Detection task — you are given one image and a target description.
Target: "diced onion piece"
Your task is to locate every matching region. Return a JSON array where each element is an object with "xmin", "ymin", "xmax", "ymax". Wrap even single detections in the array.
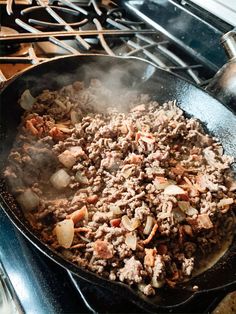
[
  {"xmin": 143, "ymin": 216, "xmax": 154, "ymax": 235},
  {"xmin": 151, "ymin": 277, "xmax": 164, "ymax": 288},
  {"xmin": 229, "ymin": 181, "xmax": 236, "ymax": 192},
  {"xmin": 58, "ymin": 150, "xmax": 76, "ymax": 168},
  {"xmin": 55, "ymin": 219, "xmax": 74, "ymax": 248},
  {"xmin": 203, "ymin": 148, "xmax": 216, "ymax": 166},
  {"xmin": 75, "ymin": 171, "xmax": 89, "ymax": 185},
  {"xmin": 125, "ymin": 233, "xmax": 137, "ymax": 250},
  {"xmin": 178, "ymin": 201, "xmax": 190, "ymax": 212},
  {"xmin": 17, "ymin": 189, "xmax": 39, "ymax": 211},
  {"xmin": 186, "ymin": 207, "xmax": 198, "ymax": 216},
  {"xmin": 136, "ymin": 121, "xmax": 143, "ymax": 131},
  {"xmin": 50, "ymin": 169, "xmax": 71, "ymax": 189},
  {"xmin": 217, "ymin": 198, "xmax": 234, "ymax": 208},
  {"xmin": 164, "ymin": 184, "xmax": 186, "ymax": 195},
  {"xmin": 121, "ymin": 215, "xmax": 140, "ymax": 231},
  {"xmin": 19, "ymin": 89, "xmax": 36, "ymax": 111},
  {"xmin": 173, "ymin": 208, "xmax": 186, "ymax": 222},
  {"xmin": 74, "ymin": 123, "xmax": 82, "ymax": 130},
  {"xmin": 154, "ymin": 181, "xmax": 171, "ymax": 190},
  {"xmin": 121, "ymin": 216, "xmax": 131, "ymax": 230},
  {"xmin": 131, "ymin": 218, "xmax": 141, "ymax": 230},
  {"xmin": 141, "ymin": 136, "xmax": 155, "ymax": 144},
  {"xmin": 122, "ymin": 167, "xmax": 133, "ymax": 179},
  {"xmin": 109, "ymin": 204, "xmax": 121, "ymax": 215}
]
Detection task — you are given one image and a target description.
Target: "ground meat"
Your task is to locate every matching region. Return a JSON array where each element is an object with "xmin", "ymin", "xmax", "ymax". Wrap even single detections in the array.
[
  {"xmin": 4, "ymin": 79, "xmax": 236, "ymax": 297},
  {"xmin": 119, "ymin": 257, "xmax": 143, "ymax": 284},
  {"xmin": 151, "ymin": 255, "xmax": 165, "ymax": 287}
]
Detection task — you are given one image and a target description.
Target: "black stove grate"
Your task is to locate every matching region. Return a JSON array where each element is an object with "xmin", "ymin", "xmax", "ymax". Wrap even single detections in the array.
[{"xmin": 0, "ymin": 0, "xmax": 211, "ymax": 84}]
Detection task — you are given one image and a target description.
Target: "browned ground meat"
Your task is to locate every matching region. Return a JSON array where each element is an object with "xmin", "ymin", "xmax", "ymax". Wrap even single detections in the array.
[{"xmin": 4, "ymin": 79, "xmax": 236, "ymax": 296}]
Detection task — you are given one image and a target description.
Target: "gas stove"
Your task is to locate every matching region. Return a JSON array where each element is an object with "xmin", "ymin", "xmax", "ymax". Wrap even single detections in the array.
[
  {"xmin": 0, "ymin": 1, "xmax": 235, "ymax": 313},
  {"xmin": 2, "ymin": 0, "xmax": 232, "ymax": 83}
]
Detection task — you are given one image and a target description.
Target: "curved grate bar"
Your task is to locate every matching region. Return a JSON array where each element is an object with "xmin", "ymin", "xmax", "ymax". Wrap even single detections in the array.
[
  {"xmin": 126, "ymin": 42, "xmax": 159, "ymax": 55},
  {"xmin": 28, "ymin": 47, "xmax": 40, "ymax": 64},
  {"xmin": 0, "ymin": 70, "xmax": 7, "ymax": 83},
  {"xmin": 36, "ymin": 0, "xmax": 90, "ymax": 50},
  {"xmin": 106, "ymin": 17, "xmax": 130, "ymax": 30},
  {"xmin": 58, "ymin": 0, "xmax": 88, "ymax": 16},
  {"xmin": 21, "ymin": 5, "xmax": 81, "ymax": 16},
  {"xmin": 28, "ymin": 18, "xmax": 88, "ymax": 28},
  {"xmin": 15, "ymin": 18, "xmax": 79, "ymax": 54},
  {"xmin": 136, "ymin": 34, "xmax": 202, "ymax": 84},
  {"xmin": 93, "ymin": 18, "xmax": 116, "ymax": 56},
  {"xmin": 127, "ymin": 40, "xmax": 166, "ymax": 68},
  {"xmin": 90, "ymin": 0, "xmax": 102, "ymax": 17},
  {"xmin": 1, "ymin": 0, "xmax": 204, "ymax": 85},
  {"xmin": 107, "ymin": 16, "xmax": 202, "ymax": 83}
]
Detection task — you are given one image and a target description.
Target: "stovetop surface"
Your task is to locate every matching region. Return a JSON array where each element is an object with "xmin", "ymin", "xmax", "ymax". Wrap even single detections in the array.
[{"xmin": 1, "ymin": 0, "xmax": 229, "ymax": 83}]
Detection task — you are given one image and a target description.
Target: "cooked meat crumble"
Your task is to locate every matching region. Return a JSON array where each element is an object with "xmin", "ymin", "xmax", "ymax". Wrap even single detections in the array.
[{"xmin": 4, "ymin": 79, "xmax": 236, "ymax": 296}]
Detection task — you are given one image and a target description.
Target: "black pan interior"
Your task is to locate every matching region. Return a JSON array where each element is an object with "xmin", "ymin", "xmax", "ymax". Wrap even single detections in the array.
[{"xmin": 0, "ymin": 55, "xmax": 236, "ymax": 312}]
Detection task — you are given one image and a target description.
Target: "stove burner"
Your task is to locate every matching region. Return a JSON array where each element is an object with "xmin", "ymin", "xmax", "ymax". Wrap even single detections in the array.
[
  {"xmin": 0, "ymin": 26, "xmax": 33, "ymax": 80},
  {"xmin": 21, "ymin": 6, "xmax": 88, "ymax": 28},
  {"xmin": 0, "ymin": 27, "xmax": 20, "ymax": 55},
  {"xmin": 0, "ymin": 26, "xmax": 31, "ymax": 56},
  {"xmin": 0, "ymin": 0, "xmax": 214, "ymax": 85}
]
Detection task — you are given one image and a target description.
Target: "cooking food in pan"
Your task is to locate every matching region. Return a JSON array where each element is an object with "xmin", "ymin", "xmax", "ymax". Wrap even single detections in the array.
[{"xmin": 4, "ymin": 78, "xmax": 236, "ymax": 296}]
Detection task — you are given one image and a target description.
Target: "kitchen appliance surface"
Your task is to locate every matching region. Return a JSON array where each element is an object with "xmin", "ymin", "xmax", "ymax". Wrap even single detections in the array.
[
  {"xmin": 188, "ymin": 0, "xmax": 236, "ymax": 27},
  {"xmin": 0, "ymin": 1, "xmax": 235, "ymax": 313}
]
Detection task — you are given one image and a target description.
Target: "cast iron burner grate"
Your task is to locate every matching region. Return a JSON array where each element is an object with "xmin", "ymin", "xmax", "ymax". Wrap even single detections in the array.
[{"xmin": 0, "ymin": 0, "xmax": 211, "ymax": 84}]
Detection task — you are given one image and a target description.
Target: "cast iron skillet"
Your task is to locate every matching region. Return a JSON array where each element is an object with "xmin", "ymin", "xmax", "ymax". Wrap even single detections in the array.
[{"xmin": 0, "ymin": 55, "xmax": 236, "ymax": 313}]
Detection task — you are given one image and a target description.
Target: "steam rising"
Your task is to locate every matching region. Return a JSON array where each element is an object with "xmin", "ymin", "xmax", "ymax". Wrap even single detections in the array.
[
  {"xmin": 4, "ymin": 57, "xmax": 156, "ymax": 207},
  {"xmin": 22, "ymin": 57, "xmax": 156, "ymax": 114}
]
